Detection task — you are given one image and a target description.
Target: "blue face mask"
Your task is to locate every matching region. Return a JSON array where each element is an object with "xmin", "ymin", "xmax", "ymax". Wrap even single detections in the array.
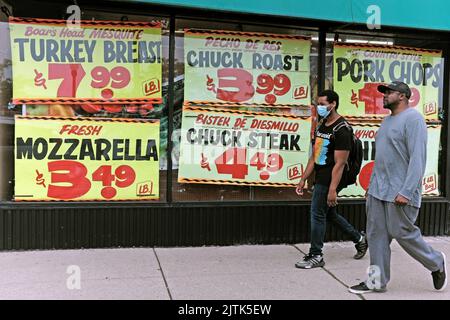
[{"xmin": 317, "ymin": 105, "xmax": 331, "ymax": 118}]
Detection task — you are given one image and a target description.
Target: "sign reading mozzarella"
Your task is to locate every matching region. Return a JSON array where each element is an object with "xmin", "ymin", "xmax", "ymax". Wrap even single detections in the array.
[{"xmin": 15, "ymin": 116, "xmax": 160, "ymax": 201}]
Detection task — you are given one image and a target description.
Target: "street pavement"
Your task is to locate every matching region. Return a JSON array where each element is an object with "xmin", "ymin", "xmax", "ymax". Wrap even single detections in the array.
[{"xmin": 0, "ymin": 236, "xmax": 449, "ymax": 300}]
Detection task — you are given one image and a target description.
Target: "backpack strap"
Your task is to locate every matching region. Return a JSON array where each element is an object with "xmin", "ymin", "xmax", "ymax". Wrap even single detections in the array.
[
  {"xmin": 331, "ymin": 120, "xmax": 353, "ymax": 170},
  {"xmin": 332, "ymin": 120, "xmax": 352, "ymax": 135}
]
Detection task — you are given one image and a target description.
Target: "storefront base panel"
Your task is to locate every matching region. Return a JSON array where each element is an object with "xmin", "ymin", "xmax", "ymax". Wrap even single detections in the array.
[{"xmin": 0, "ymin": 201, "xmax": 448, "ymax": 250}]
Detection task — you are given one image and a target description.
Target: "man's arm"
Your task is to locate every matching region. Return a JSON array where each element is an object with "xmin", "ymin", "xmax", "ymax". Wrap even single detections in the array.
[
  {"xmin": 396, "ymin": 118, "xmax": 427, "ymax": 205},
  {"xmin": 327, "ymin": 150, "xmax": 349, "ymax": 206},
  {"xmin": 296, "ymin": 154, "xmax": 315, "ymax": 195}
]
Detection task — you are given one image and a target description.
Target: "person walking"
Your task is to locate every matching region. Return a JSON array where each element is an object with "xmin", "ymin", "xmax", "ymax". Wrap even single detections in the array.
[
  {"xmin": 349, "ymin": 81, "xmax": 447, "ymax": 294},
  {"xmin": 295, "ymin": 90, "xmax": 367, "ymax": 269}
]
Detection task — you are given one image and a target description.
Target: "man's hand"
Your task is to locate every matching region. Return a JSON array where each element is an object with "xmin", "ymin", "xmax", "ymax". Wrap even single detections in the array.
[
  {"xmin": 327, "ymin": 189, "xmax": 338, "ymax": 207},
  {"xmin": 394, "ymin": 194, "xmax": 409, "ymax": 206},
  {"xmin": 296, "ymin": 180, "xmax": 306, "ymax": 196}
]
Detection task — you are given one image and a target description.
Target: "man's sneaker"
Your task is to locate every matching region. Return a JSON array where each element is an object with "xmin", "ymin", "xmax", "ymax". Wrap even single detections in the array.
[
  {"xmin": 348, "ymin": 282, "xmax": 387, "ymax": 294},
  {"xmin": 432, "ymin": 252, "xmax": 447, "ymax": 291},
  {"xmin": 295, "ymin": 253, "xmax": 325, "ymax": 269},
  {"xmin": 354, "ymin": 232, "xmax": 368, "ymax": 260}
]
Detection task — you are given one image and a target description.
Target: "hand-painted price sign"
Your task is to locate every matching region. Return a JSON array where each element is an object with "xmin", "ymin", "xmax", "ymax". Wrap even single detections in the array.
[
  {"xmin": 333, "ymin": 43, "xmax": 443, "ymax": 119},
  {"xmin": 15, "ymin": 116, "xmax": 160, "ymax": 201},
  {"xmin": 338, "ymin": 122, "xmax": 441, "ymax": 198},
  {"xmin": 178, "ymin": 106, "xmax": 311, "ymax": 187},
  {"xmin": 10, "ymin": 17, "xmax": 162, "ymax": 104},
  {"xmin": 184, "ymin": 29, "xmax": 311, "ymax": 106}
]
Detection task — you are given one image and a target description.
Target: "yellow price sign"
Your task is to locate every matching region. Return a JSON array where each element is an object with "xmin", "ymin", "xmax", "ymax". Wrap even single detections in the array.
[{"xmin": 10, "ymin": 17, "xmax": 162, "ymax": 104}]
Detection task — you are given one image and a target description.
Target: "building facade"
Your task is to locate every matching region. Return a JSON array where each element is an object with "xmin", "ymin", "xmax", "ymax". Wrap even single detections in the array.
[{"xmin": 0, "ymin": 0, "xmax": 448, "ymax": 250}]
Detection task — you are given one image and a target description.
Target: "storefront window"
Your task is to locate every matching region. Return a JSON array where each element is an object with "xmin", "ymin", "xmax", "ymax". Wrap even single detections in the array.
[
  {"xmin": 1, "ymin": 3, "xmax": 170, "ymax": 202},
  {"xmin": 172, "ymin": 18, "xmax": 318, "ymax": 202},
  {"xmin": 1, "ymin": 1, "xmax": 446, "ymax": 205},
  {"xmin": 326, "ymin": 31, "xmax": 445, "ymax": 198}
]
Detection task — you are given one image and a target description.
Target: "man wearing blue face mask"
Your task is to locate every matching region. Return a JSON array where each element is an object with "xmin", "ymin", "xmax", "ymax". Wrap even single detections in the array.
[{"xmin": 295, "ymin": 90, "xmax": 367, "ymax": 269}]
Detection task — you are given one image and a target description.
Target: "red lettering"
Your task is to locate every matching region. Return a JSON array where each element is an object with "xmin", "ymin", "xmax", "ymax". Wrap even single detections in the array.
[
  {"xmin": 216, "ymin": 68, "xmax": 254, "ymax": 103},
  {"xmin": 139, "ymin": 185, "xmax": 149, "ymax": 194},
  {"xmin": 47, "ymin": 160, "xmax": 91, "ymax": 199},
  {"xmin": 91, "ymin": 126, "xmax": 102, "ymax": 135},
  {"xmin": 196, "ymin": 114, "xmax": 205, "ymax": 124},
  {"xmin": 78, "ymin": 126, "xmax": 87, "ymax": 135},
  {"xmin": 59, "ymin": 125, "xmax": 71, "ymax": 135},
  {"xmin": 59, "ymin": 125, "xmax": 103, "ymax": 136},
  {"xmin": 68, "ymin": 125, "xmax": 80, "ymax": 135}
]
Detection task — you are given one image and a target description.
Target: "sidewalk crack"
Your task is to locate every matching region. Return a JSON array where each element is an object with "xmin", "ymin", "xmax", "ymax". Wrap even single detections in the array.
[{"xmin": 153, "ymin": 248, "xmax": 173, "ymax": 300}]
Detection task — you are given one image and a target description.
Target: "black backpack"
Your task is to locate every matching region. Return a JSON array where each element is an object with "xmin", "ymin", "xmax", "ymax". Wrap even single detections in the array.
[{"xmin": 332, "ymin": 121, "xmax": 363, "ymax": 188}]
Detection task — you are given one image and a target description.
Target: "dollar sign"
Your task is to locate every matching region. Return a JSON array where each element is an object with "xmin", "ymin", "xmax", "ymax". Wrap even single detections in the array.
[
  {"xmin": 34, "ymin": 69, "xmax": 47, "ymax": 89},
  {"xmin": 35, "ymin": 169, "xmax": 46, "ymax": 188}
]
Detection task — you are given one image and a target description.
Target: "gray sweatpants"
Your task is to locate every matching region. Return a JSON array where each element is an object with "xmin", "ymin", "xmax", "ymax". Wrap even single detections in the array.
[{"xmin": 366, "ymin": 195, "xmax": 444, "ymax": 288}]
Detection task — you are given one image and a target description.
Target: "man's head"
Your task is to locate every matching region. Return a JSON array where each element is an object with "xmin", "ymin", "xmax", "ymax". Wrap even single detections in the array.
[
  {"xmin": 377, "ymin": 81, "xmax": 411, "ymax": 110},
  {"xmin": 317, "ymin": 90, "xmax": 339, "ymax": 114}
]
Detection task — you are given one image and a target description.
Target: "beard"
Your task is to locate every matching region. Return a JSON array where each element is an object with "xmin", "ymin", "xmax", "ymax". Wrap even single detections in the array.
[
  {"xmin": 383, "ymin": 103, "xmax": 393, "ymax": 110},
  {"xmin": 383, "ymin": 100, "xmax": 397, "ymax": 110}
]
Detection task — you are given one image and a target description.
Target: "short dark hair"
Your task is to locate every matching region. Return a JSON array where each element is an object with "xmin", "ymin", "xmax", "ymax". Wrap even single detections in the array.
[{"xmin": 318, "ymin": 90, "xmax": 339, "ymax": 110}]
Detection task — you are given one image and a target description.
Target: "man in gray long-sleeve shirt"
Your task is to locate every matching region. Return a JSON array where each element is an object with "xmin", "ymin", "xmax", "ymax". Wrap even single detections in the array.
[{"xmin": 349, "ymin": 81, "xmax": 447, "ymax": 294}]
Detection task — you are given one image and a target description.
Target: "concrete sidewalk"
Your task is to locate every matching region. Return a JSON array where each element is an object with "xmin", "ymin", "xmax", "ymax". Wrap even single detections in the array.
[{"xmin": 0, "ymin": 236, "xmax": 450, "ymax": 300}]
